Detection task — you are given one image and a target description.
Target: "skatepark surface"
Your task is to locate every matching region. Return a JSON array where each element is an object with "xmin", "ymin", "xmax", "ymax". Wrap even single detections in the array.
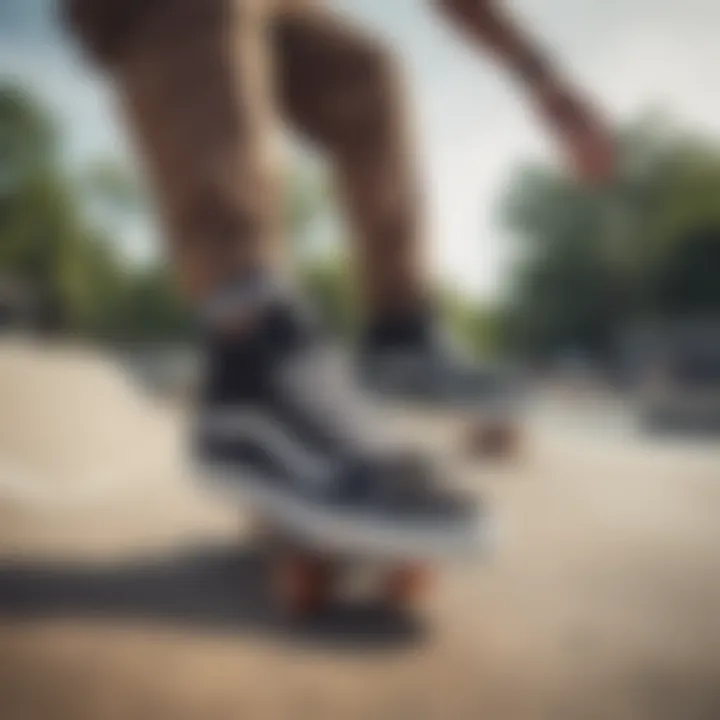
[{"xmin": 0, "ymin": 340, "xmax": 719, "ymax": 720}]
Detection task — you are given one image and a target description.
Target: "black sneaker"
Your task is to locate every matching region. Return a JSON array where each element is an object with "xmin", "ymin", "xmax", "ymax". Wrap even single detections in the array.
[
  {"xmin": 359, "ymin": 308, "xmax": 519, "ymax": 414},
  {"xmin": 194, "ymin": 300, "xmax": 487, "ymax": 559}
]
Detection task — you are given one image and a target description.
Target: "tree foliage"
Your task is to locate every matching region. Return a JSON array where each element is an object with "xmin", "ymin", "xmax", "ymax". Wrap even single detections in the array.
[
  {"xmin": 499, "ymin": 119, "xmax": 720, "ymax": 363},
  {"xmin": 0, "ymin": 83, "xmax": 191, "ymax": 339}
]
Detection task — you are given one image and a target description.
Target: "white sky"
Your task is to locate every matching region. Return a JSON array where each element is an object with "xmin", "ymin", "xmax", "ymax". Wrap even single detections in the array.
[{"xmin": 2, "ymin": 0, "xmax": 720, "ymax": 299}]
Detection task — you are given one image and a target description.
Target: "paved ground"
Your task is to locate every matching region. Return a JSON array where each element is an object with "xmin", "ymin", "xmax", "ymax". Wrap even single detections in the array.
[{"xmin": 0, "ymin": 342, "xmax": 719, "ymax": 720}]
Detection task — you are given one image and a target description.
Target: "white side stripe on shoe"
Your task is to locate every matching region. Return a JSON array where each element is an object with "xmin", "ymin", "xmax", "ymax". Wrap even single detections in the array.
[
  {"xmin": 200, "ymin": 410, "xmax": 337, "ymax": 492},
  {"xmin": 277, "ymin": 349, "xmax": 392, "ymax": 456}
]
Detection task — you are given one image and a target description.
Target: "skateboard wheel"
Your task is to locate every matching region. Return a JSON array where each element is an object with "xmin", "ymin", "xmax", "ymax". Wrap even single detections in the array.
[
  {"xmin": 272, "ymin": 555, "xmax": 334, "ymax": 619},
  {"xmin": 466, "ymin": 422, "xmax": 519, "ymax": 459},
  {"xmin": 384, "ymin": 564, "xmax": 430, "ymax": 608}
]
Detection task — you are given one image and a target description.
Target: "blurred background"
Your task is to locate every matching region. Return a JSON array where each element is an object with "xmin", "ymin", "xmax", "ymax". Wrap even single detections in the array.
[
  {"xmin": 2, "ymin": 1, "xmax": 720, "ymax": 383},
  {"xmin": 0, "ymin": 1, "xmax": 719, "ymax": 719}
]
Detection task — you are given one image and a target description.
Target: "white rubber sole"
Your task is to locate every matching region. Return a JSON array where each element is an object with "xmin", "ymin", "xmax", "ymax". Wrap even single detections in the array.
[{"xmin": 198, "ymin": 462, "xmax": 493, "ymax": 562}]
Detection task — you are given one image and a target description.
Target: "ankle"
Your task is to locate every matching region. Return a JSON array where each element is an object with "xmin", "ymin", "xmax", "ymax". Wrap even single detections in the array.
[
  {"xmin": 362, "ymin": 304, "xmax": 436, "ymax": 352},
  {"xmin": 200, "ymin": 277, "xmax": 319, "ymax": 405}
]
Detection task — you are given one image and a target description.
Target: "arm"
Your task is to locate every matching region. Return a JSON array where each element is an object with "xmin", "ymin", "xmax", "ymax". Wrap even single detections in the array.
[
  {"xmin": 435, "ymin": 0, "xmax": 615, "ymax": 185},
  {"xmin": 435, "ymin": 0, "xmax": 555, "ymax": 84}
]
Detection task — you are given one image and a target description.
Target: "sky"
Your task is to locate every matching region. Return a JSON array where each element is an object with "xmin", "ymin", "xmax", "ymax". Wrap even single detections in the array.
[{"xmin": 2, "ymin": 0, "xmax": 720, "ymax": 299}]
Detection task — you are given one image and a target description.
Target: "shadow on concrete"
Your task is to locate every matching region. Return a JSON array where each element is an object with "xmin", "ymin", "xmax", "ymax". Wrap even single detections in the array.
[{"xmin": 0, "ymin": 544, "xmax": 425, "ymax": 652}]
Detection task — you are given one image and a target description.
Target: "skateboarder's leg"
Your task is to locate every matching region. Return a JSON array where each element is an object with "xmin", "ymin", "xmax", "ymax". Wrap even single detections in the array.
[
  {"xmin": 275, "ymin": 8, "xmax": 429, "ymax": 319},
  {"xmin": 63, "ymin": 0, "xmax": 483, "ymax": 553},
  {"xmin": 275, "ymin": 8, "xmax": 513, "ymax": 407},
  {"xmin": 64, "ymin": 0, "xmax": 283, "ymax": 300}
]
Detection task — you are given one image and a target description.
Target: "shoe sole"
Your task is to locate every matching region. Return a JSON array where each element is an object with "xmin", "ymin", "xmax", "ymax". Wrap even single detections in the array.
[{"xmin": 197, "ymin": 461, "xmax": 494, "ymax": 562}]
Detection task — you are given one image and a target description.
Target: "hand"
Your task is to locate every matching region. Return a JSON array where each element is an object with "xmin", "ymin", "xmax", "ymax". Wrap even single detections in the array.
[{"xmin": 533, "ymin": 80, "xmax": 616, "ymax": 186}]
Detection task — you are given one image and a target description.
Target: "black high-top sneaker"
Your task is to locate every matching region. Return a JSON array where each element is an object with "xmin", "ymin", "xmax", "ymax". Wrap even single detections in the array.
[{"xmin": 194, "ymin": 287, "xmax": 487, "ymax": 559}]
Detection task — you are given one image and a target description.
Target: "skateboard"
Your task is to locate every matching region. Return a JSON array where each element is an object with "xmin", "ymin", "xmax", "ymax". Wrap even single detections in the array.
[{"xmin": 252, "ymin": 519, "xmax": 432, "ymax": 620}]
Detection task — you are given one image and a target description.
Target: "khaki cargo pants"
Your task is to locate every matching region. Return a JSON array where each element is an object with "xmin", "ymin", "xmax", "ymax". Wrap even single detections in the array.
[{"xmin": 64, "ymin": 0, "xmax": 426, "ymax": 311}]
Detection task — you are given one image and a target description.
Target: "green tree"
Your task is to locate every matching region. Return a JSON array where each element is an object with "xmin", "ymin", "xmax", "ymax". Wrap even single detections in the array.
[
  {"xmin": 499, "ymin": 118, "xmax": 720, "ymax": 362},
  {"xmin": 301, "ymin": 256, "xmax": 358, "ymax": 335},
  {"xmin": 0, "ymin": 85, "xmax": 92, "ymax": 329}
]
